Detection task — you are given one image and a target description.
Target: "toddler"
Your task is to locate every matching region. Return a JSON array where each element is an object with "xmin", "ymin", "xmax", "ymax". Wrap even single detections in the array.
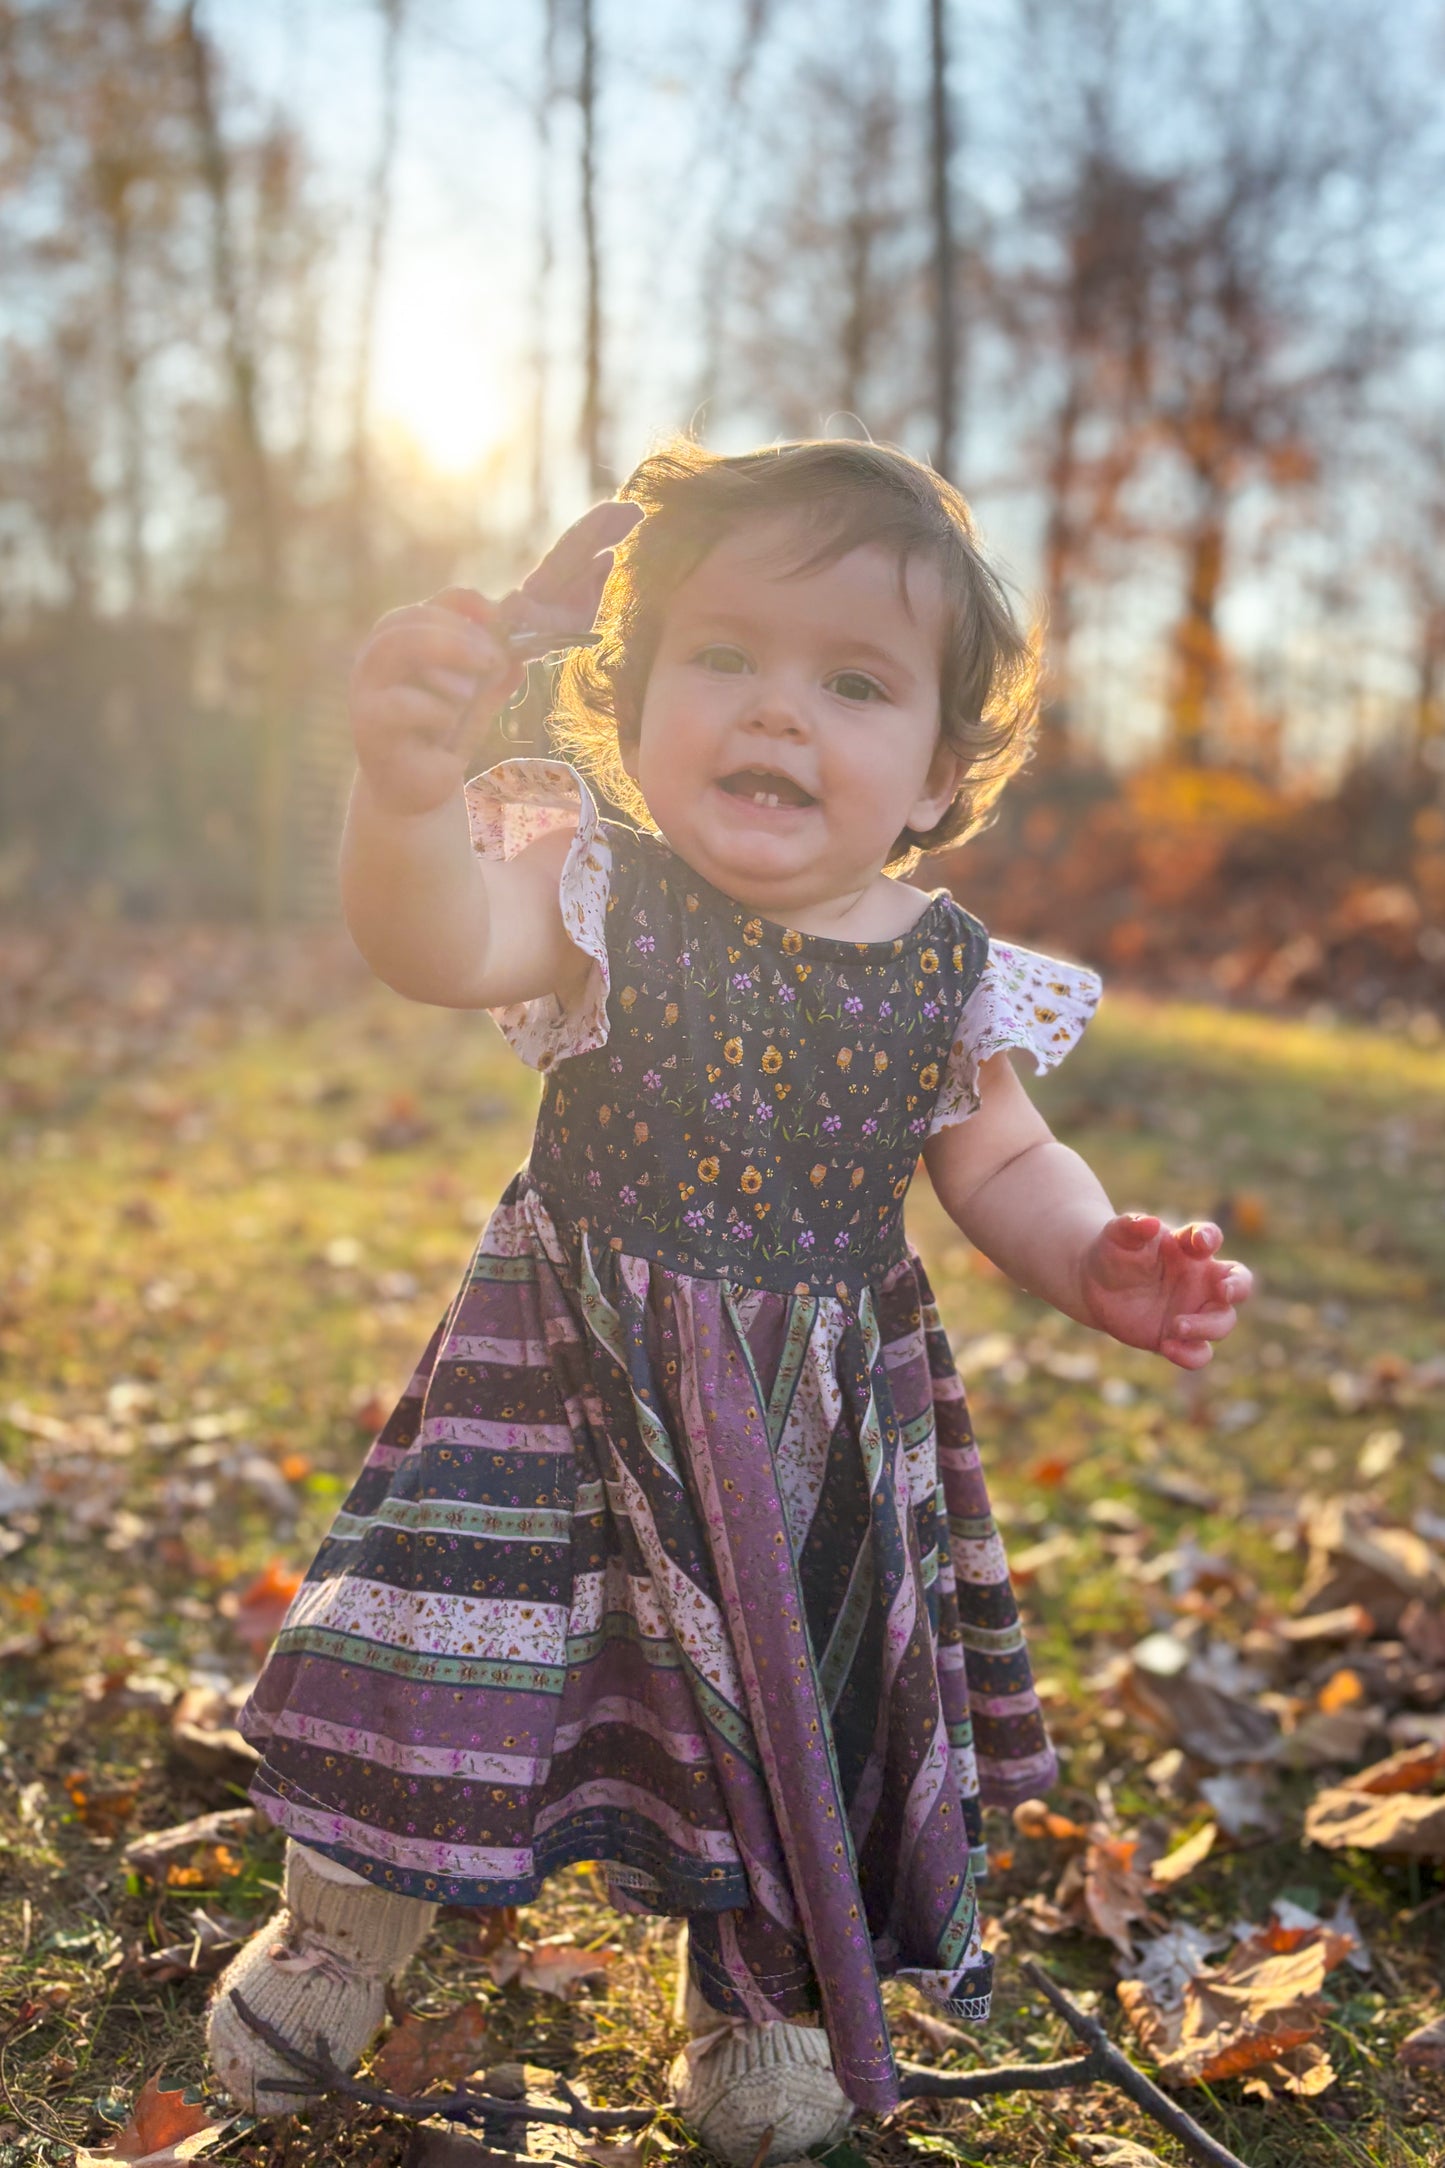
[{"xmin": 208, "ymin": 440, "xmax": 1252, "ymax": 2162}]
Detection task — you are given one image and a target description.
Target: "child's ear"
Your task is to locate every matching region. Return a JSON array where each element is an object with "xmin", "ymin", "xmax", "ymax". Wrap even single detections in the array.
[{"xmin": 905, "ymin": 739, "xmax": 966, "ymax": 833}]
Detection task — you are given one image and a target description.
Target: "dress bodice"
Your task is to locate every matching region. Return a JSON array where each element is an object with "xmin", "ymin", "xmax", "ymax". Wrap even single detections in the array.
[{"xmin": 528, "ymin": 825, "xmax": 988, "ymax": 1294}]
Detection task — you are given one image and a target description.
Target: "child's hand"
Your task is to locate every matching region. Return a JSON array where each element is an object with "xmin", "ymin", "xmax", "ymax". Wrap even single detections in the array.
[
  {"xmin": 349, "ymin": 500, "xmax": 641, "ymax": 817},
  {"xmin": 1080, "ymin": 1215, "xmax": 1254, "ymax": 1369}
]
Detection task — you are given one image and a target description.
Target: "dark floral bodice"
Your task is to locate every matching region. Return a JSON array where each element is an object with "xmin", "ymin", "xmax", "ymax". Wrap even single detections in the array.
[{"xmin": 528, "ymin": 824, "xmax": 988, "ymax": 1294}]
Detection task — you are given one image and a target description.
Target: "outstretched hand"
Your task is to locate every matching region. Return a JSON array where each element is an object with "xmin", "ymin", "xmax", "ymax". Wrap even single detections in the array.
[
  {"xmin": 349, "ymin": 500, "xmax": 643, "ymax": 817},
  {"xmin": 1080, "ymin": 1215, "xmax": 1253, "ymax": 1370}
]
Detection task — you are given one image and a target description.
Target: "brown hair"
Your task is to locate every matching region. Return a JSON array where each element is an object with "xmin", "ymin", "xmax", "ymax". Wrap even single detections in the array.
[{"xmin": 551, "ymin": 436, "xmax": 1037, "ymax": 866}]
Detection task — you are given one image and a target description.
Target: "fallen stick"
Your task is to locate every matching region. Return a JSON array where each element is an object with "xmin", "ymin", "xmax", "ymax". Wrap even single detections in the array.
[
  {"xmin": 228, "ymin": 1993, "xmax": 653, "ymax": 2136},
  {"xmin": 232, "ymin": 1961, "xmax": 1253, "ymax": 2168},
  {"xmin": 898, "ymin": 1959, "xmax": 1251, "ymax": 2168}
]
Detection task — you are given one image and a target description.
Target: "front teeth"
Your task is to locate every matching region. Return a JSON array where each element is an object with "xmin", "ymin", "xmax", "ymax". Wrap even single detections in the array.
[{"xmin": 752, "ymin": 790, "xmax": 781, "ymax": 807}]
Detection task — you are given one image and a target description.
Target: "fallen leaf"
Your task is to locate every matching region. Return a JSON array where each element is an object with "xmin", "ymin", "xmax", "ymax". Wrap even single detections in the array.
[
  {"xmin": 1011, "ymin": 1799, "xmax": 1091, "ymax": 1844},
  {"xmin": 1121, "ymin": 1651, "xmax": 1280, "ymax": 1767},
  {"xmin": 1081, "ymin": 1837, "xmax": 1162, "ymax": 1961},
  {"xmin": 1270, "ymin": 1604, "xmax": 1375, "ymax": 1647},
  {"xmin": 65, "ymin": 1771, "xmax": 139, "ymax": 1838},
  {"xmin": 1195, "ymin": 1769, "xmax": 1291, "ymax": 1838},
  {"xmin": 228, "ymin": 1560, "xmax": 304, "ymax": 1656},
  {"xmin": 1072, "ymin": 2141, "xmax": 1169, "ymax": 2168},
  {"xmin": 122, "ymin": 1809, "xmax": 262, "ymax": 1881},
  {"xmin": 168, "ymin": 1685, "xmax": 260, "ymax": 1784},
  {"xmin": 1293, "ymin": 1502, "xmax": 1441, "ymax": 1631},
  {"xmin": 1118, "ymin": 1929, "xmax": 1352, "ymax": 2090},
  {"xmin": 519, "ymin": 1941, "xmax": 620, "ymax": 1997},
  {"xmin": 1124, "ymin": 1922, "xmax": 1231, "ymax": 2012},
  {"xmin": 1317, "ymin": 1668, "xmax": 1368, "ymax": 1714},
  {"xmin": 1303, "ymin": 1785, "xmax": 1445, "ymax": 1855},
  {"xmin": 1149, "ymin": 1821, "xmax": 1217, "ymax": 1886},
  {"xmin": 164, "ymin": 1843, "xmax": 245, "ymax": 1888},
  {"xmin": 1399, "ymin": 2013, "xmax": 1445, "ymax": 2070},
  {"xmin": 576, "ymin": 2146, "xmax": 647, "ymax": 2168},
  {"xmin": 1347, "ymin": 1741, "xmax": 1445, "ymax": 1795},
  {"xmin": 131, "ymin": 1909, "xmax": 250, "ymax": 1984},
  {"xmin": 370, "ymin": 1999, "xmax": 490, "ymax": 2094},
  {"xmin": 74, "ymin": 2075, "xmax": 234, "ymax": 2164}
]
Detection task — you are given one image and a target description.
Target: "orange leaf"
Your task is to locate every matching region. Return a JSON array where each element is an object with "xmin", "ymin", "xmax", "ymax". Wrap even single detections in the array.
[
  {"xmin": 1082, "ymin": 1837, "xmax": 1161, "ymax": 1960},
  {"xmin": 370, "ymin": 2000, "xmax": 490, "ymax": 2095},
  {"xmin": 1317, "ymin": 1668, "xmax": 1367, "ymax": 1714},
  {"xmin": 231, "ymin": 1560, "xmax": 303, "ymax": 1657},
  {"xmin": 1027, "ymin": 1454, "xmax": 1074, "ymax": 1489},
  {"xmin": 75, "ymin": 2075, "xmax": 232, "ymax": 2164},
  {"xmin": 65, "ymin": 1771, "xmax": 139, "ymax": 1838},
  {"xmin": 519, "ymin": 1941, "xmax": 619, "ymax": 1997},
  {"xmin": 1348, "ymin": 1742, "xmax": 1445, "ymax": 1796}
]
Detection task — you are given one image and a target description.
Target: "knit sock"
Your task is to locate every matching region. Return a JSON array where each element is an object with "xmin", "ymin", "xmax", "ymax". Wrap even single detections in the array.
[
  {"xmin": 668, "ymin": 1933, "xmax": 853, "ymax": 2167},
  {"xmin": 207, "ymin": 1841, "xmax": 437, "ymax": 2114}
]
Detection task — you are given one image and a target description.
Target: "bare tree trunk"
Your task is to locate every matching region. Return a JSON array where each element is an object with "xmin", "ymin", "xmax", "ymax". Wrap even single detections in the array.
[
  {"xmin": 1166, "ymin": 472, "xmax": 1228, "ymax": 764},
  {"xmin": 576, "ymin": 0, "xmax": 606, "ymax": 492},
  {"xmin": 179, "ymin": 0, "xmax": 287, "ymax": 924},
  {"xmin": 694, "ymin": 0, "xmax": 776, "ymax": 421},
  {"xmin": 529, "ymin": 0, "xmax": 560, "ymax": 542},
  {"xmin": 927, "ymin": 0, "xmax": 958, "ymax": 477},
  {"xmin": 349, "ymin": 0, "xmax": 406, "ymax": 618},
  {"xmin": 104, "ymin": 201, "xmax": 149, "ymax": 615},
  {"xmin": 1038, "ymin": 372, "xmax": 1084, "ymax": 756}
]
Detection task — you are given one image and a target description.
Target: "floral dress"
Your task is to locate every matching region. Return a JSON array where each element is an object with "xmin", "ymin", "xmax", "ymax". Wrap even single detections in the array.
[{"xmin": 238, "ymin": 759, "xmax": 1101, "ymax": 2114}]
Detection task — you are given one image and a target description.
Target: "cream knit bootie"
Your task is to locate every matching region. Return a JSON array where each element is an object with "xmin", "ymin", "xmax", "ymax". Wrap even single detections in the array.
[
  {"xmin": 207, "ymin": 1841, "xmax": 438, "ymax": 2114},
  {"xmin": 668, "ymin": 1950, "xmax": 853, "ymax": 2167}
]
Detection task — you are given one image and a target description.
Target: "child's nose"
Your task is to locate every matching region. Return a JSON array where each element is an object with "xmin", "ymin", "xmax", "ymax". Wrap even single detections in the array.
[{"xmin": 745, "ymin": 677, "xmax": 809, "ymax": 737}]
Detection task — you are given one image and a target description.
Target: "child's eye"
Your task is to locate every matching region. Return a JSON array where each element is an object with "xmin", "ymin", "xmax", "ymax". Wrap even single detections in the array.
[
  {"xmin": 694, "ymin": 644, "xmax": 750, "ymax": 675},
  {"xmin": 828, "ymin": 670, "xmax": 887, "ymax": 704}
]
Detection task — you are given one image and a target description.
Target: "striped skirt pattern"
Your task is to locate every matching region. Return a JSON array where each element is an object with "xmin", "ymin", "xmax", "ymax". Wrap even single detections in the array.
[{"xmin": 239, "ymin": 1175, "xmax": 1053, "ymax": 2112}]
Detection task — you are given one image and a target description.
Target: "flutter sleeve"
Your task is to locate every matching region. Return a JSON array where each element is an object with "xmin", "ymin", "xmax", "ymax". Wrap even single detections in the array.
[
  {"xmin": 929, "ymin": 938, "xmax": 1102, "ymax": 1131},
  {"xmin": 462, "ymin": 756, "xmax": 612, "ymax": 1071}
]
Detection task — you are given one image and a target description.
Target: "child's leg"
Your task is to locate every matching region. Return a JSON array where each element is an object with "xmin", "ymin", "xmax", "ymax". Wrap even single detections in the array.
[
  {"xmin": 207, "ymin": 1841, "xmax": 437, "ymax": 2112},
  {"xmin": 669, "ymin": 1919, "xmax": 852, "ymax": 2168}
]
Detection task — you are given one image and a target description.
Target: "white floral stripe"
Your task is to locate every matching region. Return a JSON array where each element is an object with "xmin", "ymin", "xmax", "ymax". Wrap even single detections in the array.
[
  {"xmin": 929, "ymin": 939, "xmax": 1102, "ymax": 1131},
  {"xmin": 285, "ymin": 1574, "xmax": 570, "ymax": 1664},
  {"xmin": 464, "ymin": 757, "xmax": 612, "ymax": 1070}
]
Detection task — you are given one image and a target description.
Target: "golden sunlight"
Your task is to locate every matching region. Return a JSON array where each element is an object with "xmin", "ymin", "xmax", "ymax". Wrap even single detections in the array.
[{"xmin": 372, "ymin": 289, "xmax": 509, "ymax": 474}]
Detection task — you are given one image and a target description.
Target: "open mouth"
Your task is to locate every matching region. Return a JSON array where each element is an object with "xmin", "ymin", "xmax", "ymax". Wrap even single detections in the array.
[{"xmin": 716, "ymin": 769, "xmax": 818, "ymax": 810}]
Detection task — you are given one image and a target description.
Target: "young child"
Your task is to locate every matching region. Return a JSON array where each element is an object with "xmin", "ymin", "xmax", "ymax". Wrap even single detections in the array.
[{"xmin": 208, "ymin": 440, "xmax": 1252, "ymax": 2161}]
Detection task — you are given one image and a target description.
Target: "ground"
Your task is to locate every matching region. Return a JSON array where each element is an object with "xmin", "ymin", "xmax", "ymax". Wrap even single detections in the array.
[{"xmin": 2, "ymin": 955, "xmax": 1444, "ymax": 2168}]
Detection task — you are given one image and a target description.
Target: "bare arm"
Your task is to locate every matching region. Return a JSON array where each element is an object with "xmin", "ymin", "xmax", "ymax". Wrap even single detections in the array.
[
  {"xmin": 340, "ymin": 774, "xmax": 588, "ymax": 1011},
  {"xmin": 922, "ymin": 1051, "xmax": 1253, "ymax": 1367}
]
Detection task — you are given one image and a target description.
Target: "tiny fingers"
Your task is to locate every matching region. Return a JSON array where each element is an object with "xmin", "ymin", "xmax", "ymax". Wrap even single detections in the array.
[
  {"xmin": 1109, "ymin": 1212, "xmax": 1161, "ymax": 1249},
  {"xmin": 1160, "ymin": 1336, "xmax": 1215, "ymax": 1370},
  {"xmin": 1171, "ymin": 1306, "xmax": 1236, "ymax": 1344},
  {"xmin": 1176, "ymin": 1221, "xmax": 1222, "ymax": 1257}
]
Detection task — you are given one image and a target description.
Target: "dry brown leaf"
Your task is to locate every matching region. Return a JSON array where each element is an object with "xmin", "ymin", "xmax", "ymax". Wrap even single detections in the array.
[
  {"xmin": 1119, "ymin": 1930, "xmax": 1351, "ymax": 2089},
  {"xmin": 1011, "ymin": 1798, "xmax": 1091, "ymax": 1844},
  {"xmin": 1304, "ymin": 1785, "xmax": 1445, "ymax": 1855},
  {"xmin": 65, "ymin": 1770, "xmax": 140, "ymax": 1838},
  {"xmin": 1238, "ymin": 2039, "xmax": 1337, "ymax": 2098},
  {"xmin": 1081, "ymin": 1837, "xmax": 1162, "ymax": 1960},
  {"xmin": 131, "ymin": 1909, "xmax": 250, "ymax": 1984},
  {"xmin": 1346, "ymin": 1741, "xmax": 1445, "ymax": 1795},
  {"xmin": 122, "ymin": 1809, "xmax": 262, "ymax": 1881},
  {"xmin": 520, "ymin": 1941, "xmax": 620, "ymax": 1996},
  {"xmin": 369, "ymin": 2000, "xmax": 490, "ymax": 2094},
  {"xmin": 1398, "ymin": 2013, "xmax": 1445, "ymax": 2070},
  {"xmin": 75, "ymin": 2076, "xmax": 233, "ymax": 2165},
  {"xmin": 575, "ymin": 2145, "xmax": 648, "ymax": 2168},
  {"xmin": 1120, "ymin": 1661, "xmax": 1280, "ymax": 1767},
  {"xmin": 1071, "ymin": 2141, "xmax": 1169, "ymax": 2167},
  {"xmin": 1149, "ymin": 1821, "xmax": 1217, "ymax": 1886}
]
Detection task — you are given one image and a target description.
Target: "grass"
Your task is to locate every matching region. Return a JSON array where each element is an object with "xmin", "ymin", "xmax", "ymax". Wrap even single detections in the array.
[{"xmin": 2, "ymin": 968, "xmax": 1445, "ymax": 2167}]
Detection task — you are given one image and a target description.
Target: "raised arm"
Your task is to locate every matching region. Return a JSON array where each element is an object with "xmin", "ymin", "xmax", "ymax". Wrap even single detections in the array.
[
  {"xmin": 922, "ymin": 1051, "xmax": 1252, "ymax": 1369},
  {"xmin": 340, "ymin": 501, "xmax": 640, "ymax": 1011}
]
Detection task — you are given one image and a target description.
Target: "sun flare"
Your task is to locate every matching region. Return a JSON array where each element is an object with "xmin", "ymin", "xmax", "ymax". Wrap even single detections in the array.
[{"xmin": 372, "ymin": 294, "xmax": 509, "ymax": 475}]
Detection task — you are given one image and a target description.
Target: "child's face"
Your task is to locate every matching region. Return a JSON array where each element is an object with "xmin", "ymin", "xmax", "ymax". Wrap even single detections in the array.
[{"xmin": 622, "ymin": 519, "xmax": 961, "ymax": 917}]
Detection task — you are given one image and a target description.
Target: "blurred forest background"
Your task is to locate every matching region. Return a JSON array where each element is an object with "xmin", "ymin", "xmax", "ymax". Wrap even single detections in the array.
[{"xmin": 1, "ymin": 0, "xmax": 1444, "ymax": 1032}]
